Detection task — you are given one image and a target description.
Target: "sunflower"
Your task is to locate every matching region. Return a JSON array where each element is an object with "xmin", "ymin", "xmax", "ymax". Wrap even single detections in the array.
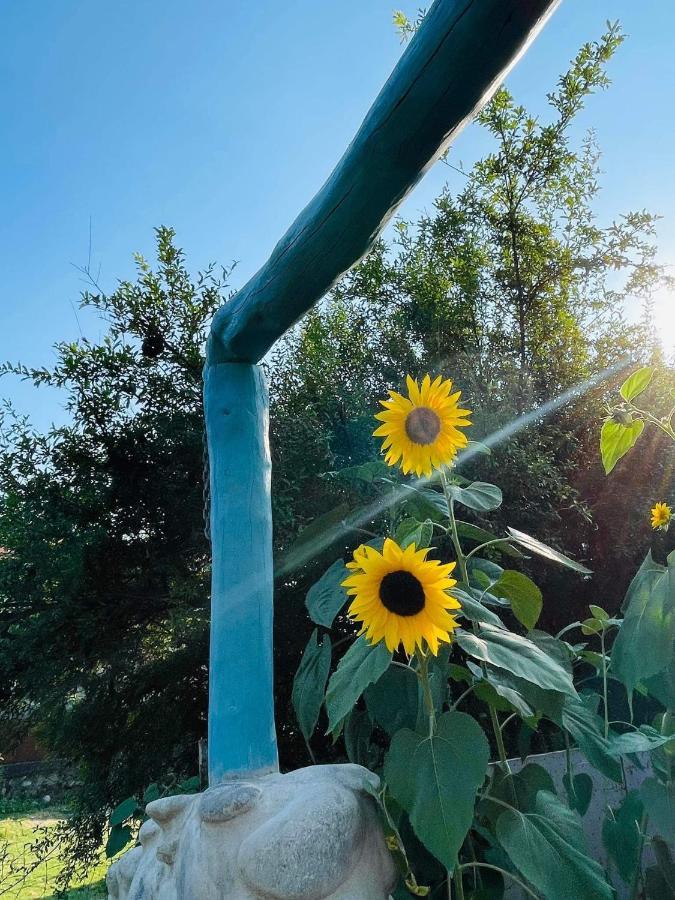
[
  {"xmin": 374, "ymin": 374, "xmax": 471, "ymax": 478},
  {"xmin": 342, "ymin": 538, "xmax": 460, "ymax": 655},
  {"xmin": 651, "ymin": 501, "xmax": 672, "ymax": 531}
]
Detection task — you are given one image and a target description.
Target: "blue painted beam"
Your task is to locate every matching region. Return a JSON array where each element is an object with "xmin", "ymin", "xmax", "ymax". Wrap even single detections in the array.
[
  {"xmin": 204, "ymin": 0, "xmax": 561, "ymax": 780},
  {"xmin": 204, "ymin": 364, "xmax": 278, "ymax": 782},
  {"xmin": 207, "ymin": 0, "xmax": 560, "ymax": 366}
]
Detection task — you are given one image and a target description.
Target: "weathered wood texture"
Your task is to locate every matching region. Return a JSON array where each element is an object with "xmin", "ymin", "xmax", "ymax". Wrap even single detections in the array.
[
  {"xmin": 207, "ymin": 0, "xmax": 560, "ymax": 365},
  {"xmin": 204, "ymin": 364, "xmax": 278, "ymax": 782}
]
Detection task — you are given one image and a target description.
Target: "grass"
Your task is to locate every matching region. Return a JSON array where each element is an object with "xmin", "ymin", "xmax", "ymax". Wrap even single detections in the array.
[{"xmin": 0, "ymin": 803, "xmax": 107, "ymax": 899}]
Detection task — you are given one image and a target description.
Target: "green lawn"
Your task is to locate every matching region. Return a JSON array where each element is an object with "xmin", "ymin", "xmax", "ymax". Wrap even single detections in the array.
[{"xmin": 0, "ymin": 803, "xmax": 107, "ymax": 899}]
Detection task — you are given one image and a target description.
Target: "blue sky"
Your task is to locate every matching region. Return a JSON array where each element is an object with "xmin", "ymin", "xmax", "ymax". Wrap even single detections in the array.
[{"xmin": 2, "ymin": 0, "xmax": 674, "ymax": 430}]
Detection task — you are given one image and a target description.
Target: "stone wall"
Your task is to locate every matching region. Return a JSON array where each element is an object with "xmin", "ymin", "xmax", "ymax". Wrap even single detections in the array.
[{"xmin": 0, "ymin": 759, "xmax": 80, "ymax": 804}]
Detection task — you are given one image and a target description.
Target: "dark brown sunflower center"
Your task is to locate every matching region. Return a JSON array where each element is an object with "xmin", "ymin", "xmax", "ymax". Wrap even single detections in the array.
[
  {"xmin": 379, "ymin": 570, "xmax": 425, "ymax": 616},
  {"xmin": 405, "ymin": 407, "xmax": 441, "ymax": 445}
]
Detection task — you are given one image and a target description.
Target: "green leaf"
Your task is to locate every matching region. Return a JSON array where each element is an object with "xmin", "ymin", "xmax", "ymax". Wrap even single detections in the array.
[
  {"xmin": 602, "ymin": 791, "xmax": 644, "ymax": 883},
  {"xmin": 325, "ymin": 636, "xmax": 391, "ymax": 735},
  {"xmin": 507, "ymin": 527, "xmax": 592, "ymax": 574},
  {"xmin": 492, "ymin": 570, "xmax": 543, "ymax": 630},
  {"xmin": 472, "ymin": 669, "xmax": 533, "ymax": 717},
  {"xmin": 561, "ymin": 696, "xmax": 622, "ymax": 783},
  {"xmin": 455, "ymin": 625, "xmax": 577, "ymax": 696},
  {"xmin": 305, "ymin": 559, "xmax": 349, "ymax": 628},
  {"xmin": 467, "ymin": 557, "xmax": 504, "ymax": 589},
  {"xmin": 453, "ymin": 588, "xmax": 505, "ymax": 629},
  {"xmin": 620, "ymin": 365, "xmax": 654, "ymax": 402},
  {"xmin": 600, "ymin": 418, "xmax": 645, "ymax": 474},
  {"xmin": 395, "ymin": 517, "xmax": 434, "ymax": 550},
  {"xmin": 333, "ymin": 460, "xmax": 391, "ymax": 483},
  {"xmin": 110, "ymin": 796, "xmax": 139, "ymax": 826},
  {"xmin": 400, "ymin": 485, "xmax": 448, "ymax": 524},
  {"xmin": 455, "ymin": 521, "xmax": 523, "ymax": 558},
  {"xmin": 384, "ymin": 711, "xmax": 490, "ymax": 871},
  {"xmin": 589, "ymin": 605, "xmax": 609, "ymax": 621},
  {"xmin": 640, "ymin": 778, "xmax": 675, "ymax": 843},
  {"xmin": 343, "ymin": 708, "xmax": 373, "ymax": 766},
  {"xmin": 449, "ymin": 481, "xmax": 502, "ymax": 512},
  {"xmin": 105, "ymin": 823, "xmax": 134, "ymax": 858},
  {"xmin": 581, "ymin": 617, "xmax": 603, "ymax": 635},
  {"xmin": 608, "ymin": 725, "xmax": 675, "ymax": 757},
  {"xmin": 365, "ymin": 664, "xmax": 420, "ymax": 736},
  {"xmin": 482, "ymin": 763, "xmax": 555, "ymax": 825},
  {"xmin": 496, "ymin": 791, "xmax": 614, "ymax": 900},
  {"xmin": 143, "ymin": 783, "xmax": 160, "ymax": 804},
  {"xmin": 563, "ymin": 772, "xmax": 593, "ymax": 816},
  {"xmin": 292, "ymin": 629, "xmax": 332, "ymax": 740},
  {"xmin": 650, "ymin": 839, "xmax": 675, "ymax": 899},
  {"xmin": 611, "ymin": 551, "xmax": 674, "ymax": 699}
]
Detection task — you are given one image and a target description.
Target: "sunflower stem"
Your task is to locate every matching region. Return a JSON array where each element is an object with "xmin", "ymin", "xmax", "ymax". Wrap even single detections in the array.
[
  {"xmin": 600, "ymin": 627, "xmax": 609, "ymax": 739},
  {"xmin": 440, "ymin": 470, "xmax": 510, "ymax": 773},
  {"xmin": 417, "ymin": 652, "xmax": 436, "ymax": 737}
]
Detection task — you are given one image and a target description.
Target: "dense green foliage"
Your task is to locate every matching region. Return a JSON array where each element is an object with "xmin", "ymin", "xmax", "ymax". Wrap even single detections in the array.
[
  {"xmin": 294, "ymin": 362, "xmax": 673, "ymax": 897},
  {"xmin": 0, "ymin": 23, "xmax": 673, "ymax": 884}
]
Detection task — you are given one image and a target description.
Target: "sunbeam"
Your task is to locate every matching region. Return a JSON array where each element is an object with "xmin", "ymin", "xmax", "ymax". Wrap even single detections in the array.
[{"xmin": 276, "ymin": 359, "xmax": 632, "ymax": 578}]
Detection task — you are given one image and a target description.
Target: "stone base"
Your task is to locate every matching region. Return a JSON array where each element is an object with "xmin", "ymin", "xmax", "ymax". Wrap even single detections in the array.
[{"xmin": 106, "ymin": 763, "xmax": 397, "ymax": 900}]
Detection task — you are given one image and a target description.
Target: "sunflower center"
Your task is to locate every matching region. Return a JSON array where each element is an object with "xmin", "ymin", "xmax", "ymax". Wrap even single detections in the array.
[
  {"xmin": 379, "ymin": 570, "xmax": 425, "ymax": 616},
  {"xmin": 405, "ymin": 407, "xmax": 441, "ymax": 445}
]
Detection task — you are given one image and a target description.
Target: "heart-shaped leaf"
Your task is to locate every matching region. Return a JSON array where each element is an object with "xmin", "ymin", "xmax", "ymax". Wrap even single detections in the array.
[
  {"xmin": 384, "ymin": 711, "xmax": 489, "ymax": 871},
  {"xmin": 600, "ymin": 418, "xmax": 644, "ymax": 474}
]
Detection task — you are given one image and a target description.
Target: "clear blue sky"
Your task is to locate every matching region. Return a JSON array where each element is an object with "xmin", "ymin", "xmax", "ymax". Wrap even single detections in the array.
[{"xmin": 2, "ymin": 0, "xmax": 674, "ymax": 430}]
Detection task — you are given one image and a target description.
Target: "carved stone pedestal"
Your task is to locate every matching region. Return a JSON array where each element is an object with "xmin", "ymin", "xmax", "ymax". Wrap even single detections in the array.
[{"xmin": 106, "ymin": 764, "xmax": 397, "ymax": 900}]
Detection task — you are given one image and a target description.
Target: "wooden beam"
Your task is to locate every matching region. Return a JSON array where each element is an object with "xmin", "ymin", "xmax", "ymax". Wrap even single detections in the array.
[{"xmin": 207, "ymin": 0, "xmax": 560, "ymax": 365}]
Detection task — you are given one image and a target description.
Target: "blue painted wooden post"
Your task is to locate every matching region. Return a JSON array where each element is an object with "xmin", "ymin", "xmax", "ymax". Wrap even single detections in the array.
[
  {"xmin": 205, "ymin": 0, "xmax": 560, "ymax": 782},
  {"xmin": 205, "ymin": 364, "xmax": 278, "ymax": 781}
]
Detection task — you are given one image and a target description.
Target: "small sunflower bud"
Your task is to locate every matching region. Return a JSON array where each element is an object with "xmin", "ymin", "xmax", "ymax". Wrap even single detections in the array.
[{"xmin": 611, "ymin": 409, "xmax": 633, "ymax": 426}]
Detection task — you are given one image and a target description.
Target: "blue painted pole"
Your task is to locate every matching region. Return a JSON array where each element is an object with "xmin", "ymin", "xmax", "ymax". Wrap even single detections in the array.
[{"xmin": 204, "ymin": 363, "xmax": 278, "ymax": 782}]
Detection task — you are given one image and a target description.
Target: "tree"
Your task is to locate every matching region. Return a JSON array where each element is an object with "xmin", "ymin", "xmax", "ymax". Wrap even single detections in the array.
[{"xmin": 0, "ymin": 228, "xmax": 227, "ymax": 875}]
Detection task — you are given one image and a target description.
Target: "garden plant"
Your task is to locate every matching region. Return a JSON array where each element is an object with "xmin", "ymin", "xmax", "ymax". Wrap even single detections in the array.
[{"xmin": 290, "ymin": 366, "xmax": 674, "ymax": 899}]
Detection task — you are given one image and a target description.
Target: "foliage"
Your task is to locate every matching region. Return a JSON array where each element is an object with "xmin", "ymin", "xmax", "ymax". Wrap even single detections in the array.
[
  {"xmin": 0, "ymin": 227, "xmax": 225, "ymax": 883},
  {"xmin": 292, "ymin": 360, "xmax": 674, "ymax": 895}
]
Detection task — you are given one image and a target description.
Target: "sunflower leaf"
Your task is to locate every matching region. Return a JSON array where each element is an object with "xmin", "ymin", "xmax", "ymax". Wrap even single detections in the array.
[
  {"xmin": 600, "ymin": 418, "xmax": 645, "ymax": 474},
  {"xmin": 619, "ymin": 366, "xmax": 654, "ymax": 402},
  {"xmin": 492, "ymin": 570, "xmax": 543, "ymax": 630},
  {"xmin": 305, "ymin": 559, "xmax": 349, "ymax": 628},
  {"xmin": 602, "ymin": 791, "xmax": 644, "ymax": 883},
  {"xmin": 455, "ymin": 625, "xmax": 577, "ymax": 696},
  {"xmin": 384, "ymin": 711, "xmax": 489, "ymax": 871},
  {"xmin": 453, "ymin": 588, "xmax": 505, "ymax": 628},
  {"xmin": 611, "ymin": 550, "xmax": 673, "ymax": 699},
  {"xmin": 449, "ymin": 481, "xmax": 502, "ymax": 512},
  {"xmin": 496, "ymin": 790, "xmax": 614, "ymax": 900},
  {"xmin": 325, "ymin": 637, "xmax": 391, "ymax": 736},
  {"xmin": 506, "ymin": 527, "xmax": 592, "ymax": 574},
  {"xmin": 455, "ymin": 521, "xmax": 523, "ymax": 557},
  {"xmin": 395, "ymin": 517, "xmax": 434, "ymax": 549},
  {"xmin": 292, "ymin": 629, "xmax": 332, "ymax": 741}
]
